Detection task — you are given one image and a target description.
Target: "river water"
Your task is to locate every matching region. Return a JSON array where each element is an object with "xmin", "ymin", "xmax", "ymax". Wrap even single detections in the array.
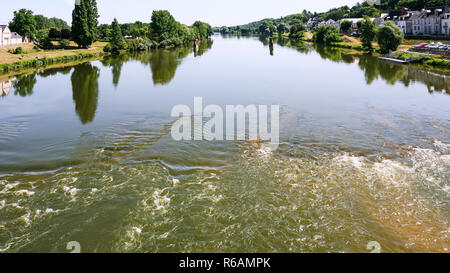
[{"xmin": 0, "ymin": 35, "xmax": 449, "ymax": 252}]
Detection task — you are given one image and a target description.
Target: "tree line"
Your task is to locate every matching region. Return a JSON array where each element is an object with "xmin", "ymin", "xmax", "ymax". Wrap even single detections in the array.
[{"xmin": 8, "ymin": 0, "xmax": 213, "ymax": 52}]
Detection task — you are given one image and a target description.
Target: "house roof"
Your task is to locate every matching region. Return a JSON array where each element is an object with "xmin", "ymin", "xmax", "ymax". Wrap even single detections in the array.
[
  {"xmin": 0, "ymin": 25, "xmax": 8, "ymax": 32},
  {"xmin": 11, "ymin": 32, "xmax": 22, "ymax": 39}
]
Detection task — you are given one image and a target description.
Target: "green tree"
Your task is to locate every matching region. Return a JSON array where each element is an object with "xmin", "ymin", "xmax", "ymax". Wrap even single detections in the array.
[
  {"xmin": 376, "ymin": 21, "xmax": 404, "ymax": 54},
  {"xmin": 192, "ymin": 21, "xmax": 212, "ymax": 39},
  {"xmin": 71, "ymin": 0, "xmax": 99, "ymax": 48},
  {"xmin": 9, "ymin": 9, "xmax": 37, "ymax": 40},
  {"xmin": 150, "ymin": 10, "xmax": 177, "ymax": 42},
  {"xmin": 109, "ymin": 18, "xmax": 126, "ymax": 53},
  {"xmin": 258, "ymin": 21, "xmax": 276, "ymax": 37},
  {"xmin": 289, "ymin": 23, "xmax": 306, "ymax": 41},
  {"xmin": 313, "ymin": 26, "xmax": 342, "ymax": 45},
  {"xmin": 340, "ymin": 20, "xmax": 352, "ymax": 33},
  {"xmin": 360, "ymin": 16, "xmax": 376, "ymax": 51},
  {"xmin": 277, "ymin": 23, "xmax": 288, "ymax": 34}
]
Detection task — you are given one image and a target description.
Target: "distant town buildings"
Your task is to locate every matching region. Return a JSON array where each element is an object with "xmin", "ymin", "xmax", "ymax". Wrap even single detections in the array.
[{"xmin": 315, "ymin": 4, "xmax": 450, "ymax": 37}]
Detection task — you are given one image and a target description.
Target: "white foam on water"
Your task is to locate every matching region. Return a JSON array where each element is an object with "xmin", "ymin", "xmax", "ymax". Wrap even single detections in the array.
[
  {"xmin": 132, "ymin": 227, "xmax": 142, "ymax": 234},
  {"xmin": 63, "ymin": 186, "xmax": 79, "ymax": 196},
  {"xmin": 152, "ymin": 189, "xmax": 171, "ymax": 212},
  {"xmin": 433, "ymin": 140, "xmax": 450, "ymax": 154},
  {"xmin": 14, "ymin": 190, "xmax": 35, "ymax": 197},
  {"xmin": 333, "ymin": 154, "xmax": 366, "ymax": 169}
]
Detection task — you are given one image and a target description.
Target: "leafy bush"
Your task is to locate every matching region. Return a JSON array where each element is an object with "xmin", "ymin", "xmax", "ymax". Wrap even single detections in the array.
[
  {"xmin": 8, "ymin": 47, "xmax": 23, "ymax": 54},
  {"xmin": 376, "ymin": 21, "xmax": 404, "ymax": 54},
  {"xmin": 59, "ymin": 39, "xmax": 71, "ymax": 47},
  {"xmin": 126, "ymin": 38, "xmax": 155, "ymax": 51},
  {"xmin": 289, "ymin": 23, "xmax": 306, "ymax": 41},
  {"xmin": 422, "ymin": 56, "xmax": 450, "ymax": 68},
  {"xmin": 340, "ymin": 20, "xmax": 352, "ymax": 33},
  {"xmin": 313, "ymin": 26, "xmax": 342, "ymax": 45},
  {"xmin": 39, "ymin": 36, "xmax": 54, "ymax": 49},
  {"xmin": 103, "ymin": 44, "xmax": 112, "ymax": 53}
]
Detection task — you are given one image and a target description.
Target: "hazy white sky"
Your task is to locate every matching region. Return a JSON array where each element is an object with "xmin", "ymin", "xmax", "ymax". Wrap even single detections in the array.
[{"xmin": 0, "ymin": 0, "xmax": 361, "ymax": 26}]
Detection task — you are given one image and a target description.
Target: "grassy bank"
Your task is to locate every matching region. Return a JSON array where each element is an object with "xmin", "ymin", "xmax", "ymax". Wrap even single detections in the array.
[
  {"xmin": 0, "ymin": 51, "xmax": 108, "ymax": 74},
  {"xmin": 0, "ymin": 42, "xmax": 108, "ymax": 74},
  {"xmin": 304, "ymin": 33, "xmax": 450, "ymax": 69}
]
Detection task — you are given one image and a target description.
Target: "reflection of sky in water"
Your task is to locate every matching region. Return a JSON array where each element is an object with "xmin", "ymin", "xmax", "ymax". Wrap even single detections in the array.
[{"xmin": 0, "ymin": 35, "xmax": 449, "ymax": 253}]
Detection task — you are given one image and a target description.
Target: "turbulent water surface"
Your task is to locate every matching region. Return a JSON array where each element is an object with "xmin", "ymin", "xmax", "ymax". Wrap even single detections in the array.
[{"xmin": 0, "ymin": 35, "xmax": 449, "ymax": 253}]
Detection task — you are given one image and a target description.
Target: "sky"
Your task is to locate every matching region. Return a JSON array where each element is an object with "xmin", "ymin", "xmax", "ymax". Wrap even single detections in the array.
[{"xmin": 0, "ymin": 0, "xmax": 362, "ymax": 27}]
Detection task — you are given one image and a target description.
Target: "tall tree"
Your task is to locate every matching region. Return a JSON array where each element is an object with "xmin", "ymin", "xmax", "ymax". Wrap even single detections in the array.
[
  {"xmin": 9, "ymin": 9, "xmax": 37, "ymax": 40},
  {"xmin": 109, "ymin": 18, "xmax": 126, "ymax": 53},
  {"xmin": 360, "ymin": 17, "xmax": 376, "ymax": 51},
  {"xmin": 150, "ymin": 10, "xmax": 177, "ymax": 42},
  {"xmin": 71, "ymin": 0, "xmax": 99, "ymax": 48}
]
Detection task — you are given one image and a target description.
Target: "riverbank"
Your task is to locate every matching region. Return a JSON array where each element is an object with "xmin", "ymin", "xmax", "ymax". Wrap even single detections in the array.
[
  {"xmin": 0, "ymin": 42, "xmax": 108, "ymax": 74},
  {"xmin": 295, "ymin": 33, "xmax": 450, "ymax": 71}
]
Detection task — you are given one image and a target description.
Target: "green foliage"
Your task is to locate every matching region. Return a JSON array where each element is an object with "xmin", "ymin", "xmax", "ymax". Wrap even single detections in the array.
[
  {"xmin": 59, "ymin": 39, "xmax": 71, "ymax": 47},
  {"xmin": 8, "ymin": 47, "xmax": 23, "ymax": 55},
  {"xmin": 71, "ymin": 0, "xmax": 99, "ymax": 48},
  {"xmin": 422, "ymin": 56, "xmax": 450, "ymax": 68},
  {"xmin": 41, "ymin": 37, "xmax": 54, "ymax": 49},
  {"xmin": 277, "ymin": 23, "xmax": 288, "ymax": 34},
  {"xmin": 34, "ymin": 14, "xmax": 69, "ymax": 30},
  {"xmin": 9, "ymin": 9, "xmax": 37, "ymax": 40},
  {"xmin": 125, "ymin": 38, "xmax": 156, "ymax": 51},
  {"xmin": 192, "ymin": 21, "xmax": 213, "ymax": 39},
  {"xmin": 340, "ymin": 20, "xmax": 352, "ymax": 33},
  {"xmin": 360, "ymin": 16, "xmax": 376, "ymax": 51},
  {"xmin": 289, "ymin": 23, "xmax": 306, "ymax": 41},
  {"xmin": 383, "ymin": 0, "xmax": 445, "ymax": 10},
  {"xmin": 109, "ymin": 18, "xmax": 126, "ymax": 53},
  {"xmin": 376, "ymin": 21, "xmax": 404, "ymax": 54},
  {"xmin": 258, "ymin": 21, "xmax": 276, "ymax": 37},
  {"xmin": 150, "ymin": 10, "xmax": 178, "ymax": 42},
  {"xmin": 313, "ymin": 26, "xmax": 342, "ymax": 45},
  {"xmin": 219, "ymin": 26, "xmax": 229, "ymax": 34}
]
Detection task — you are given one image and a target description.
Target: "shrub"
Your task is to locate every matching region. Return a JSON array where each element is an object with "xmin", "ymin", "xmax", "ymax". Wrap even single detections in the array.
[
  {"xmin": 59, "ymin": 39, "xmax": 71, "ymax": 48},
  {"xmin": 313, "ymin": 26, "xmax": 342, "ymax": 45},
  {"xmin": 340, "ymin": 20, "xmax": 352, "ymax": 33},
  {"xmin": 8, "ymin": 47, "xmax": 23, "ymax": 54},
  {"xmin": 103, "ymin": 44, "xmax": 112, "ymax": 53},
  {"xmin": 289, "ymin": 23, "xmax": 306, "ymax": 41},
  {"xmin": 40, "ymin": 37, "xmax": 54, "ymax": 49},
  {"xmin": 376, "ymin": 21, "xmax": 404, "ymax": 54}
]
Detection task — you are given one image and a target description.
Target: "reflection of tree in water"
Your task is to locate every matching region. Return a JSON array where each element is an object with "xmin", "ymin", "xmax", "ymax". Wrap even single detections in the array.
[
  {"xmin": 101, "ymin": 54, "xmax": 129, "ymax": 87},
  {"xmin": 358, "ymin": 54, "xmax": 406, "ymax": 85},
  {"xmin": 13, "ymin": 74, "xmax": 37, "ymax": 97},
  {"xmin": 98, "ymin": 43, "xmax": 212, "ymax": 86},
  {"xmin": 313, "ymin": 44, "xmax": 354, "ymax": 63},
  {"xmin": 38, "ymin": 66, "xmax": 73, "ymax": 78},
  {"xmin": 272, "ymin": 39, "xmax": 449, "ymax": 95},
  {"xmin": 401, "ymin": 66, "xmax": 450, "ymax": 95},
  {"xmin": 71, "ymin": 63, "xmax": 100, "ymax": 124},
  {"xmin": 149, "ymin": 47, "xmax": 192, "ymax": 85},
  {"xmin": 196, "ymin": 39, "xmax": 213, "ymax": 57}
]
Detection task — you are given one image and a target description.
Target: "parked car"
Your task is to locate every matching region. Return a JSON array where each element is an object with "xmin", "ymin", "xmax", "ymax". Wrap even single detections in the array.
[{"xmin": 413, "ymin": 43, "xmax": 428, "ymax": 48}]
